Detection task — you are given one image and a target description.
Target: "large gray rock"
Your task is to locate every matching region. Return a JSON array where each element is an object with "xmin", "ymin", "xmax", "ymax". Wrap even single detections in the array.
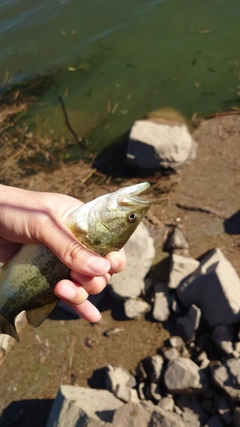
[
  {"xmin": 46, "ymin": 386, "xmax": 123, "ymax": 427},
  {"xmin": 109, "ymin": 222, "xmax": 155, "ymax": 299},
  {"xmin": 210, "ymin": 358, "xmax": 240, "ymax": 402},
  {"xmin": 168, "ymin": 254, "xmax": 200, "ymax": 289},
  {"xmin": 164, "ymin": 357, "xmax": 209, "ymax": 395},
  {"xmin": 176, "ymin": 248, "xmax": 240, "ymax": 326},
  {"xmin": 127, "ymin": 120, "xmax": 196, "ymax": 173}
]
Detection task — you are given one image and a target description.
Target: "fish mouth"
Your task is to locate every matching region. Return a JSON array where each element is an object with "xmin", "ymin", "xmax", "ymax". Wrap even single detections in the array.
[{"xmin": 118, "ymin": 182, "xmax": 152, "ymax": 207}]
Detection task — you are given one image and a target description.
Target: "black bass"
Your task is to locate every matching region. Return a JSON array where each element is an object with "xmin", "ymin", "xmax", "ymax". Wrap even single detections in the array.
[{"xmin": 0, "ymin": 182, "xmax": 152, "ymax": 341}]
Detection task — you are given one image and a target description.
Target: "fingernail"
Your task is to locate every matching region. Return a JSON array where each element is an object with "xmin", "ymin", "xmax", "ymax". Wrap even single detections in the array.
[
  {"xmin": 57, "ymin": 284, "xmax": 76, "ymax": 300},
  {"xmin": 86, "ymin": 255, "xmax": 110, "ymax": 274}
]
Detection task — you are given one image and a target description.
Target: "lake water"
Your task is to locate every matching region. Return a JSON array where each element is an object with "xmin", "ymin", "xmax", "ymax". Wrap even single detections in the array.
[{"xmin": 0, "ymin": 0, "xmax": 240, "ymax": 153}]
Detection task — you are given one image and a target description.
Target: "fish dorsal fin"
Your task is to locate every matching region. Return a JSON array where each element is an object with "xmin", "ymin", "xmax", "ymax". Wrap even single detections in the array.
[
  {"xmin": 0, "ymin": 315, "xmax": 19, "ymax": 342},
  {"xmin": 26, "ymin": 300, "xmax": 59, "ymax": 328}
]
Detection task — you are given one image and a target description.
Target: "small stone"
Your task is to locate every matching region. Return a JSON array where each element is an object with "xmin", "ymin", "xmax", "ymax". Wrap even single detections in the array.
[
  {"xmin": 181, "ymin": 411, "xmax": 201, "ymax": 426},
  {"xmin": 176, "ymin": 304, "xmax": 201, "ymax": 342},
  {"xmin": 158, "ymin": 397, "xmax": 175, "ymax": 412},
  {"xmin": 210, "ymin": 358, "xmax": 240, "ymax": 402},
  {"xmin": 161, "ymin": 347, "xmax": 179, "ymax": 361},
  {"xmin": 195, "ymin": 351, "xmax": 210, "ymax": 370},
  {"xmin": 114, "ymin": 384, "xmax": 132, "ymax": 403},
  {"xmin": 168, "ymin": 254, "xmax": 199, "ymax": 289},
  {"xmin": 212, "ymin": 324, "xmax": 235, "ymax": 356},
  {"xmin": 138, "ymin": 382, "xmax": 146, "ymax": 400},
  {"xmin": 164, "ymin": 357, "xmax": 209, "ymax": 395},
  {"xmin": 124, "ymin": 298, "xmax": 151, "ymax": 319},
  {"xmin": 136, "ymin": 354, "xmax": 164, "ymax": 383},
  {"xmin": 152, "ymin": 282, "xmax": 171, "ymax": 322},
  {"xmin": 168, "ymin": 336, "xmax": 189, "ymax": 357},
  {"xmin": 148, "ymin": 383, "xmax": 161, "ymax": 403},
  {"xmin": 105, "ymin": 365, "xmax": 136, "ymax": 393}
]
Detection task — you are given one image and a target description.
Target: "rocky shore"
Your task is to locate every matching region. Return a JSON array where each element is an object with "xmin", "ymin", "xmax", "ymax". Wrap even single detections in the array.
[{"xmin": 0, "ymin": 112, "xmax": 240, "ymax": 426}]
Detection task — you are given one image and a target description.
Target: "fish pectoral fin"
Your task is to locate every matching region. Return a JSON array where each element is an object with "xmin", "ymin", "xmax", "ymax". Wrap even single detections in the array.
[
  {"xmin": 0, "ymin": 315, "xmax": 19, "ymax": 342},
  {"xmin": 26, "ymin": 300, "xmax": 59, "ymax": 328}
]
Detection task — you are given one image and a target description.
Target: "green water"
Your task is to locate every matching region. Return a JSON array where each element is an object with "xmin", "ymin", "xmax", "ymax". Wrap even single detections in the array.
[{"xmin": 0, "ymin": 0, "xmax": 240, "ymax": 154}]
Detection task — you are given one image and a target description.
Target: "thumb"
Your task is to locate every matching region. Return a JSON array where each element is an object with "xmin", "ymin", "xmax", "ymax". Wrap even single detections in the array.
[{"xmin": 30, "ymin": 211, "xmax": 111, "ymax": 276}]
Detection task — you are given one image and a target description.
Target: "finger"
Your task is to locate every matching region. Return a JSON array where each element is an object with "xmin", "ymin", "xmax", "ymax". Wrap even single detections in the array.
[
  {"xmin": 105, "ymin": 248, "xmax": 126, "ymax": 274},
  {"xmin": 70, "ymin": 271, "xmax": 112, "ymax": 294},
  {"xmin": 68, "ymin": 299, "xmax": 102, "ymax": 322},
  {"xmin": 54, "ymin": 279, "xmax": 89, "ymax": 305},
  {"xmin": 30, "ymin": 212, "xmax": 111, "ymax": 276}
]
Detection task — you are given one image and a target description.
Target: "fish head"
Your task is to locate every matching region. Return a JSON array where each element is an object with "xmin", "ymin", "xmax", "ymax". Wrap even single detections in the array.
[{"xmin": 88, "ymin": 182, "xmax": 152, "ymax": 254}]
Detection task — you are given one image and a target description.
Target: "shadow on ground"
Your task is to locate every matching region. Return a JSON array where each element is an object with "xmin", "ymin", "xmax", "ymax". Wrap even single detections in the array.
[{"xmin": 0, "ymin": 399, "xmax": 53, "ymax": 427}]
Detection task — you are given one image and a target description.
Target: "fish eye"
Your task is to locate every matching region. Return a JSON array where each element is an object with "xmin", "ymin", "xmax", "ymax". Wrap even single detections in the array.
[{"xmin": 128, "ymin": 212, "xmax": 138, "ymax": 223}]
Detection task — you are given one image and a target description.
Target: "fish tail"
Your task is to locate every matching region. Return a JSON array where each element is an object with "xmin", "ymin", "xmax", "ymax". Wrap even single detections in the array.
[{"xmin": 0, "ymin": 315, "xmax": 19, "ymax": 342}]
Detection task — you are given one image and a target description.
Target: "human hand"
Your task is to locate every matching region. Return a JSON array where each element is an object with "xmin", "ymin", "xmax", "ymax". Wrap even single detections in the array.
[{"xmin": 0, "ymin": 185, "xmax": 126, "ymax": 322}]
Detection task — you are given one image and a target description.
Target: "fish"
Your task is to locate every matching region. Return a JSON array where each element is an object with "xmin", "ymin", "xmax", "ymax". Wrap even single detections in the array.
[{"xmin": 0, "ymin": 182, "xmax": 152, "ymax": 342}]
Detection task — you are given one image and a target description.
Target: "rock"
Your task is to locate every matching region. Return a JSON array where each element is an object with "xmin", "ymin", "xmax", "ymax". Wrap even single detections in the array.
[
  {"xmin": 152, "ymin": 282, "xmax": 171, "ymax": 322},
  {"xmin": 211, "ymin": 324, "xmax": 235, "ymax": 356},
  {"xmin": 176, "ymin": 304, "xmax": 201, "ymax": 342},
  {"xmin": 164, "ymin": 357, "xmax": 209, "ymax": 395},
  {"xmin": 176, "ymin": 248, "xmax": 240, "ymax": 326},
  {"xmin": 110, "ymin": 402, "xmax": 151, "ymax": 427},
  {"xmin": 164, "ymin": 227, "xmax": 189, "ymax": 251},
  {"xmin": 127, "ymin": 119, "xmax": 196, "ymax": 173},
  {"xmin": 136, "ymin": 354, "xmax": 164, "ymax": 383},
  {"xmin": 161, "ymin": 347, "xmax": 179, "ymax": 361},
  {"xmin": 168, "ymin": 254, "xmax": 200, "ymax": 289},
  {"xmin": 217, "ymin": 396, "xmax": 232, "ymax": 425},
  {"xmin": 148, "ymin": 382, "xmax": 161, "ymax": 402},
  {"xmin": 176, "ymin": 395, "xmax": 209, "ymax": 425},
  {"xmin": 181, "ymin": 411, "xmax": 201, "ymax": 427},
  {"xmin": 104, "ymin": 365, "xmax": 136, "ymax": 393},
  {"xmin": 124, "ymin": 298, "xmax": 151, "ymax": 319},
  {"xmin": 142, "ymin": 401, "xmax": 186, "ymax": 427},
  {"xmin": 168, "ymin": 336, "xmax": 189, "ymax": 357},
  {"xmin": 109, "ymin": 222, "xmax": 155, "ymax": 299},
  {"xmin": 203, "ymin": 415, "xmax": 225, "ymax": 427},
  {"xmin": 158, "ymin": 397, "xmax": 175, "ymax": 412},
  {"xmin": 194, "ymin": 351, "xmax": 210, "ymax": 370},
  {"xmin": 210, "ymin": 358, "xmax": 240, "ymax": 402},
  {"xmin": 115, "ymin": 385, "xmax": 139, "ymax": 403},
  {"xmin": 46, "ymin": 385, "xmax": 123, "ymax": 427}
]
